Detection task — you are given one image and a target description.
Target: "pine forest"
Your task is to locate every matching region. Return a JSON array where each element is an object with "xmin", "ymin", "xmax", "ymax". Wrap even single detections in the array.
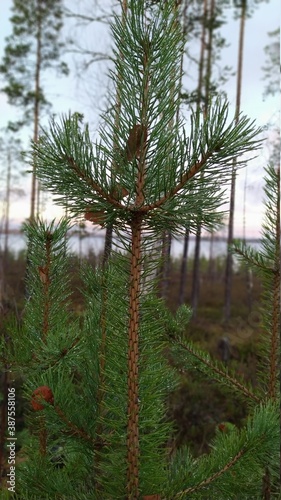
[{"xmin": 0, "ymin": 1, "xmax": 279, "ymax": 499}]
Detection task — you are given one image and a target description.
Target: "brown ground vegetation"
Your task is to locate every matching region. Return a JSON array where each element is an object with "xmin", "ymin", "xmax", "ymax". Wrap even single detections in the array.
[{"xmin": 0, "ymin": 249, "xmax": 262, "ymax": 463}]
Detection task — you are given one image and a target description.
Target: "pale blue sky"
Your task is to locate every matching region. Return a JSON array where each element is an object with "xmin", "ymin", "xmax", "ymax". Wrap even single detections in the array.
[{"xmin": 0, "ymin": 0, "xmax": 279, "ymax": 238}]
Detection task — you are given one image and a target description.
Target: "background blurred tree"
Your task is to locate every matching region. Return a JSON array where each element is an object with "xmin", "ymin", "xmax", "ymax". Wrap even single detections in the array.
[
  {"xmin": 147, "ymin": 0, "xmax": 233, "ymax": 305},
  {"xmin": 262, "ymin": 28, "xmax": 280, "ymax": 98},
  {"xmin": 189, "ymin": 0, "xmax": 230, "ymax": 317},
  {"xmin": 0, "ymin": 135, "xmax": 25, "ymax": 484},
  {"xmin": 0, "ymin": 0, "xmax": 69, "ymax": 220},
  {"xmin": 223, "ymin": 0, "xmax": 273, "ymax": 322},
  {"xmin": 262, "ymin": 26, "xmax": 279, "ymax": 171},
  {"xmin": 0, "ymin": 136, "xmax": 25, "ymax": 299}
]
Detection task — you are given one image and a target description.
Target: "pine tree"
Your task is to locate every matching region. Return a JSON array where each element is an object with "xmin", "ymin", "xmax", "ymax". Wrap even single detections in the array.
[
  {"xmin": 2, "ymin": 1, "xmax": 279, "ymax": 498},
  {"xmin": 223, "ymin": 0, "xmax": 271, "ymax": 321},
  {"xmin": 0, "ymin": 136, "xmax": 24, "ymax": 475},
  {"xmin": 0, "ymin": 0, "xmax": 68, "ymax": 219},
  {"xmin": 177, "ymin": 0, "xmax": 231, "ymax": 309},
  {"xmin": 262, "ymin": 27, "xmax": 279, "ymax": 99},
  {"xmin": 223, "ymin": 0, "xmax": 247, "ymax": 322}
]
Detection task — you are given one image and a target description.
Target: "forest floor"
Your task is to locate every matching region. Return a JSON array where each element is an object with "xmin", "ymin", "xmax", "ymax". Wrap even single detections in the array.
[{"xmin": 1, "ymin": 251, "xmax": 263, "ymax": 458}]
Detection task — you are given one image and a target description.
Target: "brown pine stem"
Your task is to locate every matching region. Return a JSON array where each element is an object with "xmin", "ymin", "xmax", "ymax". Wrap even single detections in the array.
[
  {"xmin": 127, "ymin": 213, "xmax": 142, "ymax": 499},
  {"xmin": 125, "ymin": 19, "xmax": 149, "ymax": 494},
  {"xmin": 126, "ymin": 139, "xmax": 146, "ymax": 497}
]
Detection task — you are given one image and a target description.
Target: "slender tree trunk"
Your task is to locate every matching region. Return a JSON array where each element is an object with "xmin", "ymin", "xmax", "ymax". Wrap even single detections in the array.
[
  {"xmin": 78, "ymin": 224, "xmax": 83, "ymax": 263},
  {"xmin": 191, "ymin": 226, "xmax": 201, "ymax": 317},
  {"xmin": 3, "ymin": 151, "xmax": 11, "ymax": 281},
  {"xmin": 224, "ymin": 0, "xmax": 246, "ymax": 322},
  {"xmin": 0, "ymin": 149, "xmax": 12, "ymax": 303},
  {"xmin": 190, "ymin": 0, "xmax": 209, "ymax": 317},
  {"xmin": 160, "ymin": 1, "xmax": 185, "ymax": 299},
  {"xmin": 102, "ymin": 224, "xmax": 113, "ymax": 268},
  {"xmin": 178, "ymin": 227, "xmax": 189, "ymax": 305},
  {"xmin": 30, "ymin": 0, "xmax": 42, "ymax": 221},
  {"xmin": 160, "ymin": 230, "xmax": 172, "ymax": 300},
  {"xmin": 242, "ymin": 167, "xmax": 253, "ymax": 311},
  {"xmin": 207, "ymin": 230, "xmax": 215, "ymax": 282}
]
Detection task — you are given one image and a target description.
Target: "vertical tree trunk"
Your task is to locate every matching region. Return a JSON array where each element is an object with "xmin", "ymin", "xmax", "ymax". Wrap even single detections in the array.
[
  {"xmin": 190, "ymin": 0, "xmax": 209, "ymax": 317},
  {"xmin": 177, "ymin": 0, "xmax": 190, "ymax": 306},
  {"xmin": 30, "ymin": 0, "xmax": 42, "ymax": 221},
  {"xmin": 207, "ymin": 230, "xmax": 215, "ymax": 282},
  {"xmin": 224, "ymin": 0, "xmax": 246, "ymax": 322},
  {"xmin": 3, "ymin": 151, "xmax": 11, "ymax": 282},
  {"xmin": 160, "ymin": 230, "xmax": 172, "ymax": 301},
  {"xmin": 102, "ymin": 224, "xmax": 113, "ymax": 268},
  {"xmin": 191, "ymin": 226, "xmax": 201, "ymax": 318},
  {"xmin": 242, "ymin": 167, "xmax": 253, "ymax": 311},
  {"xmin": 178, "ymin": 227, "xmax": 189, "ymax": 305},
  {"xmin": 160, "ymin": 1, "xmax": 185, "ymax": 299}
]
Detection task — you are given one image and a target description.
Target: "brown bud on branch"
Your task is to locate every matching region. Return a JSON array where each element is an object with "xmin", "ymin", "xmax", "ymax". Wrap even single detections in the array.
[
  {"xmin": 125, "ymin": 124, "xmax": 148, "ymax": 161},
  {"xmin": 31, "ymin": 386, "xmax": 54, "ymax": 411}
]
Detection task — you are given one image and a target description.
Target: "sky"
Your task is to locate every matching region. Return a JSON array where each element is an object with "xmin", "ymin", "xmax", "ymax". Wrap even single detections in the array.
[{"xmin": 0, "ymin": 0, "xmax": 279, "ymax": 239}]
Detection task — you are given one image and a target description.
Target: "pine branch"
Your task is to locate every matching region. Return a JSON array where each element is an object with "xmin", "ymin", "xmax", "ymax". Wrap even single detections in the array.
[
  {"xmin": 233, "ymin": 166, "xmax": 280, "ymax": 401},
  {"xmin": 165, "ymin": 401, "xmax": 279, "ymax": 499},
  {"xmin": 175, "ymin": 447, "xmax": 246, "ymax": 498},
  {"xmin": 54, "ymin": 405, "xmax": 95, "ymax": 444},
  {"xmin": 170, "ymin": 338, "xmax": 260, "ymax": 403},
  {"xmin": 65, "ymin": 154, "xmax": 124, "ymax": 209},
  {"xmin": 265, "ymin": 166, "xmax": 280, "ymax": 400},
  {"xmin": 233, "ymin": 243, "xmax": 275, "ymax": 273},
  {"xmin": 140, "ymin": 148, "xmax": 213, "ymax": 212}
]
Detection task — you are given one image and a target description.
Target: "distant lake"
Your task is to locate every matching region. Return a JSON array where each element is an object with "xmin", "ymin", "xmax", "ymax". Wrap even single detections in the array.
[{"xmin": 1, "ymin": 230, "xmax": 261, "ymax": 260}]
